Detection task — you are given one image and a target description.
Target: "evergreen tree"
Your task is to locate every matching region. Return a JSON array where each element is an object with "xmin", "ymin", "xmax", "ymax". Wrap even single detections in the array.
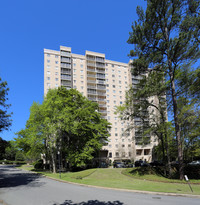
[{"xmin": 127, "ymin": 0, "xmax": 199, "ymax": 179}]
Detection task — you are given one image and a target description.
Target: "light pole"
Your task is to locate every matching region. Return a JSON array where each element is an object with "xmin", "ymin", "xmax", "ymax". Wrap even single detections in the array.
[{"xmin": 57, "ymin": 151, "xmax": 61, "ymax": 179}]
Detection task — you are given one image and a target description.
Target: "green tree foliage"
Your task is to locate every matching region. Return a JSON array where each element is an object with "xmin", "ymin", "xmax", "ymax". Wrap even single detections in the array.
[
  {"xmin": 15, "ymin": 87, "xmax": 110, "ymax": 173},
  {"xmin": 127, "ymin": 0, "xmax": 199, "ymax": 179},
  {"xmin": 4, "ymin": 140, "xmax": 18, "ymax": 161},
  {"xmin": 0, "ymin": 137, "xmax": 9, "ymax": 160},
  {"xmin": 0, "ymin": 77, "xmax": 12, "ymax": 133}
]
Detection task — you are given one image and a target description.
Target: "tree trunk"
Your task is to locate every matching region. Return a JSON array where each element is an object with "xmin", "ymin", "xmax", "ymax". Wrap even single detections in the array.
[{"xmin": 170, "ymin": 73, "xmax": 184, "ymax": 180}]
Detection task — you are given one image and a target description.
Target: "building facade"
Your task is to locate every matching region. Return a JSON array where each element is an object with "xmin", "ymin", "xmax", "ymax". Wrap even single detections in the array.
[{"xmin": 44, "ymin": 46, "xmax": 158, "ymax": 162}]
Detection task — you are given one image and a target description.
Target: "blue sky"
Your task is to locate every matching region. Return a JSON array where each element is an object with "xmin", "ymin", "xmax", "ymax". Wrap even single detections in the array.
[{"xmin": 0, "ymin": 0, "xmax": 147, "ymax": 141}]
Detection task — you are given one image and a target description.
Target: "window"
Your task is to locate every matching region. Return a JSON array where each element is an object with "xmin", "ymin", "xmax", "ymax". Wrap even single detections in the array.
[
  {"xmin": 115, "ymin": 139, "xmax": 118, "ymax": 142},
  {"xmin": 73, "ymin": 63, "xmax": 76, "ymax": 67},
  {"xmin": 81, "ymin": 86, "xmax": 84, "ymax": 89},
  {"xmin": 55, "ymin": 84, "xmax": 58, "ymax": 87},
  {"xmin": 115, "ymin": 152, "xmax": 119, "ymax": 157},
  {"xmin": 120, "ymin": 96, "xmax": 122, "ymax": 99},
  {"xmin": 113, "ymin": 95, "xmax": 116, "ymax": 98},
  {"xmin": 47, "ymin": 60, "xmax": 50, "ymax": 63},
  {"xmin": 80, "ymin": 64, "xmax": 83, "ymax": 68},
  {"xmin": 112, "ymin": 64, "xmax": 114, "ymax": 68},
  {"xmin": 81, "ymin": 75, "xmax": 84, "ymax": 79},
  {"xmin": 73, "ymin": 69, "xmax": 76, "ymax": 72},
  {"xmin": 114, "ymin": 117, "xmax": 117, "ymax": 120},
  {"xmin": 73, "ymin": 59, "xmax": 76, "ymax": 62},
  {"xmin": 119, "ymin": 81, "xmax": 121, "ymax": 84},
  {"xmin": 115, "ymin": 128, "xmax": 117, "ymax": 131},
  {"xmin": 81, "ymin": 81, "xmax": 84, "ymax": 84},
  {"xmin": 47, "ymin": 65, "xmax": 50, "ymax": 69},
  {"xmin": 80, "ymin": 59, "xmax": 84, "ymax": 63},
  {"xmin": 115, "ymin": 144, "xmax": 118, "ymax": 148},
  {"xmin": 55, "ymin": 72, "xmax": 58, "ymax": 76},
  {"xmin": 120, "ymin": 101, "xmax": 122, "ymax": 104},
  {"xmin": 122, "ymin": 138, "xmax": 125, "ymax": 142},
  {"xmin": 80, "ymin": 70, "xmax": 83, "ymax": 73},
  {"xmin": 113, "ymin": 85, "xmax": 115, "ymax": 88},
  {"xmin": 47, "ymin": 83, "xmax": 51, "ymax": 87},
  {"xmin": 106, "ymin": 84, "xmax": 109, "ymax": 87},
  {"xmin": 74, "ymin": 80, "xmax": 76, "ymax": 83},
  {"xmin": 119, "ymin": 75, "xmax": 121, "ymax": 78},
  {"xmin": 119, "ymin": 91, "xmax": 122, "ymax": 94},
  {"xmin": 55, "ymin": 78, "xmax": 58, "ymax": 81},
  {"xmin": 112, "ymin": 80, "xmax": 115, "ymax": 83},
  {"xmin": 113, "ymin": 90, "xmax": 116, "ymax": 93},
  {"xmin": 129, "ymin": 152, "xmax": 132, "ymax": 157},
  {"xmin": 55, "ymin": 66, "xmax": 58, "ymax": 70},
  {"xmin": 109, "ymin": 152, "xmax": 112, "ymax": 158},
  {"xmin": 115, "ymin": 133, "xmax": 118, "ymax": 136},
  {"xmin": 47, "ymin": 71, "xmax": 50, "ymax": 75},
  {"xmin": 114, "ymin": 101, "xmax": 116, "ymax": 104},
  {"xmin": 122, "ymin": 152, "xmax": 125, "ymax": 157},
  {"xmin": 115, "ymin": 122, "xmax": 117, "ymax": 125},
  {"xmin": 47, "ymin": 54, "xmax": 50, "ymax": 57},
  {"xmin": 125, "ymin": 81, "xmax": 127, "ymax": 84},
  {"xmin": 55, "ymin": 55, "xmax": 59, "ymax": 58},
  {"xmin": 55, "ymin": 61, "xmax": 58, "ymax": 64},
  {"xmin": 108, "ymin": 116, "xmax": 110, "ymax": 120},
  {"xmin": 107, "ymin": 100, "xmax": 110, "ymax": 103},
  {"xmin": 106, "ymin": 63, "xmax": 108, "ymax": 66},
  {"xmin": 128, "ymin": 144, "xmax": 131, "ymax": 147},
  {"xmin": 107, "ymin": 94, "xmax": 109, "ymax": 98},
  {"xmin": 122, "ymin": 144, "xmax": 125, "ymax": 147},
  {"xmin": 106, "ymin": 89, "xmax": 109, "ymax": 92},
  {"xmin": 112, "ymin": 74, "xmax": 115, "ymax": 77},
  {"xmin": 47, "ymin": 77, "xmax": 50, "ymax": 80},
  {"xmin": 108, "ymin": 144, "xmax": 112, "ymax": 148}
]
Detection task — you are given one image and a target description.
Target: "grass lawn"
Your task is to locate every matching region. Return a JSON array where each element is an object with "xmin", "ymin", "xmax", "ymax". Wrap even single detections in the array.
[{"xmin": 19, "ymin": 165, "xmax": 200, "ymax": 195}]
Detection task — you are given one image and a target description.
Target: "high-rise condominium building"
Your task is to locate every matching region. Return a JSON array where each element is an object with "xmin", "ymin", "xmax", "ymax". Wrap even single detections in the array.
[{"xmin": 44, "ymin": 46, "xmax": 158, "ymax": 162}]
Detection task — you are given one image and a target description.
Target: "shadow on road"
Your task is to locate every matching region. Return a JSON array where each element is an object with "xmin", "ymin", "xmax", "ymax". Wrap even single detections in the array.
[
  {"xmin": 54, "ymin": 200, "xmax": 124, "ymax": 205},
  {"xmin": 0, "ymin": 165, "xmax": 45, "ymax": 188}
]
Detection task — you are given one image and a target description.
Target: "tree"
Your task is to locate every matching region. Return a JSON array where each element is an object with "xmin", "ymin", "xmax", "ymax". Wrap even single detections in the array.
[
  {"xmin": 0, "ymin": 77, "xmax": 12, "ymax": 133},
  {"xmin": 15, "ymin": 87, "xmax": 110, "ymax": 173},
  {"xmin": 0, "ymin": 137, "xmax": 9, "ymax": 160},
  {"xmin": 127, "ymin": 0, "xmax": 199, "ymax": 179}
]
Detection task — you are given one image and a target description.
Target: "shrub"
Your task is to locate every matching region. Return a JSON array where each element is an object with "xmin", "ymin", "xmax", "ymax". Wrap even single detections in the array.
[{"xmin": 33, "ymin": 159, "xmax": 43, "ymax": 170}]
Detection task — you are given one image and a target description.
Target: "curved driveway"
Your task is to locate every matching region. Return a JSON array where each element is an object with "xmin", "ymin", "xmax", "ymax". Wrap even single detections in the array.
[{"xmin": 0, "ymin": 165, "xmax": 199, "ymax": 205}]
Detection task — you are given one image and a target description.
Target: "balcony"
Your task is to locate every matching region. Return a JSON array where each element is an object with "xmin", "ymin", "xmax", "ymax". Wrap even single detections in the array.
[
  {"xmin": 96, "ymin": 62, "xmax": 105, "ymax": 68},
  {"xmin": 87, "ymin": 84, "xmax": 96, "ymax": 89},
  {"xmin": 97, "ymin": 80, "xmax": 105, "ymax": 84},
  {"xmin": 97, "ymin": 98, "xmax": 106, "ymax": 102},
  {"xmin": 97, "ymin": 85, "xmax": 106, "ymax": 90},
  {"xmin": 87, "ymin": 90, "xmax": 97, "ymax": 95},
  {"xmin": 87, "ymin": 79, "xmax": 96, "ymax": 84},
  {"xmin": 61, "ymin": 68, "xmax": 71, "ymax": 75},
  {"xmin": 60, "ymin": 51, "xmax": 71, "ymax": 57},
  {"xmin": 86, "ymin": 56, "xmax": 95, "ymax": 61},
  {"xmin": 87, "ymin": 74, "xmax": 96, "ymax": 78},
  {"xmin": 87, "ymin": 62, "xmax": 96, "ymax": 67},
  {"xmin": 61, "ymin": 82, "xmax": 71, "ymax": 86},
  {"xmin": 87, "ymin": 67, "xmax": 96, "ymax": 72},
  {"xmin": 97, "ymin": 91, "xmax": 106, "ymax": 96},
  {"xmin": 97, "ymin": 74, "xmax": 105, "ymax": 79},
  {"xmin": 96, "ymin": 57, "xmax": 105, "ymax": 63},
  {"xmin": 61, "ymin": 75, "xmax": 71, "ymax": 81},
  {"xmin": 61, "ymin": 63, "xmax": 71, "ymax": 69},
  {"xmin": 61, "ymin": 57, "xmax": 71, "ymax": 63},
  {"xmin": 96, "ymin": 68, "xmax": 105, "ymax": 73},
  {"xmin": 88, "ymin": 97, "xmax": 97, "ymax": 101}
]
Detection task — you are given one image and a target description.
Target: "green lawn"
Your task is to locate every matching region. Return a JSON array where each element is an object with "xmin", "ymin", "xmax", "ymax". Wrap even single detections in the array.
[{"xmin": 19, "ymin": 165, "xmax": 200, "ymax": 195}]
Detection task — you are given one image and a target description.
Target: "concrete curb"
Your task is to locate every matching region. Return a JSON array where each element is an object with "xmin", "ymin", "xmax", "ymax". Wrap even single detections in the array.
[{"xmin": 23, "ymin": 169, "xmax": 200, "ymax": 199}]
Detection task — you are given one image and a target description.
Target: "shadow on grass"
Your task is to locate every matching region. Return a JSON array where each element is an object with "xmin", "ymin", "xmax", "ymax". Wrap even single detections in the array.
[
  {"xmin": 0, "ymin": 165, "xmax": 45, "ymax": 188},
  {"xmin": 129, "ymin": 167, "xmax": 166, "ymax": 178},
  {"xmin": 53, "ymin": 200, "xmax": 124, "ymax": 205}
]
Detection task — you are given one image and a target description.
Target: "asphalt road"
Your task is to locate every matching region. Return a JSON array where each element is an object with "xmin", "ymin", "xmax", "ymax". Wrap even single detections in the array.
[{"xmin": 0, "ymin": 165, "xmax": 199, "ymax": 205}]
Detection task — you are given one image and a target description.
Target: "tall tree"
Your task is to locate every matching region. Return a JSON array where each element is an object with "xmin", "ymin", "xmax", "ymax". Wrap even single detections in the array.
[
  {"xmin": 0, "ymin": 77, "xmax": 12, "ymax": 133},
  {"xmin": 127, "ymin": 0, "xmax": 199, "ymax": 179},
  {"xmin": 15, "ymin": 87, "xmax": 110, "ymax": 173}
]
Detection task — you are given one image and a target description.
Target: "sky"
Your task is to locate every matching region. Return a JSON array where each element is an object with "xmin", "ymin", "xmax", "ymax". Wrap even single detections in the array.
[{"xmin": 0, "ymin": 0, "xmax": 147, "ymax": 141}]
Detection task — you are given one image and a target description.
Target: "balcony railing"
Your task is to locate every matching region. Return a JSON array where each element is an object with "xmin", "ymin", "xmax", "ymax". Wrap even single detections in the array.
[
  {"xmin": 96, "ymin": 62, "xmax": 105, "ymax": 68},
  {"xmin": 87, "ymin": 79, "xmax": 96, "ymax": 84},
  {"xmin": 97, "ymin": 80, "xmax": 105, "ymax": 84},
  {"xmin": 60, "ymin": 51, "xmax": 71, "ymax": 57},
  {"xmin": 61, "ymin": 69, "xmax": 71, "ymax": 75},
  {"xmin": 87, "ymin": 90, "xmax": 97, "ymax": 95},
  {"xmin": 97, "ymin": 85, "xmax": 106, "ymax": 90},
  {"xmin": 87, "ymin": 62, "xmax": 96, "ymax": 67},
  {"xmin": 87, "ymin": 67, "xmax": 96, "ymax": 72},
  {"xmin": 96, "ymin": 57, "xmax": 105, "ymax": 63},
  {"xmin": 61, "ymin": 57, "xmax": 71, "ymax": 63},
  {"xmin": 96, "ymin": 69, "xmax": 105, "ymax": 73},
  {"xmin": 61, "ymin": 75, "xmax": 71, "ymax": 80},
  {"xmin": 97, "ymin": 74, "xmax": 105, "ymax": 79},
  {"xmin": 87, "ymin": 85, "xmax": 96, "ymax": 89},
  {"xmin": 87, "ymin": 74, "xmax": 96, "ymax": 78},
  {"xmin": 61, "ymin": 63, "xmax": 71, "ymax": 69},
  {"xmin": 86, "ymin": 56, "xmax": 95, "ymax": 61},
  {"xmin": 88, "ymin": 97, "xmax": 97, "ymax": 101}
]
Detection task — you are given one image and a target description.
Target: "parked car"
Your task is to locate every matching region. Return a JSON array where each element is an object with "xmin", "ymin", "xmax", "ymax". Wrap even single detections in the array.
[
  {"xmin": 150, "ymin": 161, "xmax": 164, "ymax": 167},
  {"xmin": 113, "ymin": 162, "xmax": 125, "ymax": 168},
  {"xmin": 188, "ymin": 160, "xmax": 200, "ymax": 166},
  {"xmin": 135, "ymin": 160, "xmax": 149, "ymax": 167},
  {"xmin": 125, "ymin": 163, "xmax": 135, "ymax": 168}
]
